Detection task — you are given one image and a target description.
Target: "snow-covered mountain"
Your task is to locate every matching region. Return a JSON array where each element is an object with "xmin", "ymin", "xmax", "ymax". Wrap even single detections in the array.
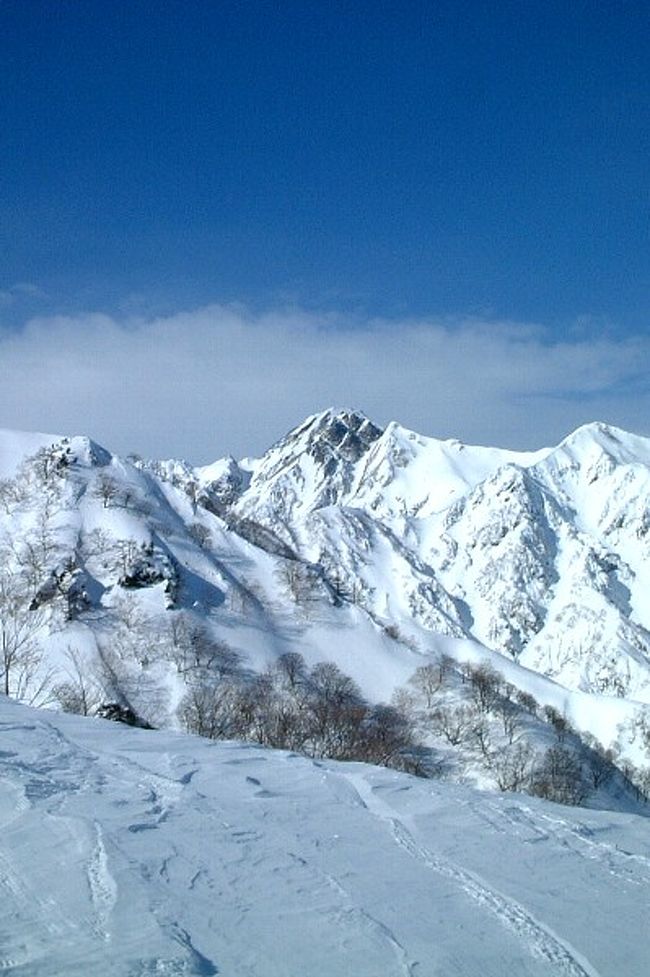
[
  {"xmin": 226, "ymin": 411, "xmax": 650, "ymax": 704},
  {"xmin": 2, "ymin": 411, "xmax": 650, "ymax": 775},
  {"xmin": 2, "ymin": 694, "xmax": 649, "ymax": 977}
]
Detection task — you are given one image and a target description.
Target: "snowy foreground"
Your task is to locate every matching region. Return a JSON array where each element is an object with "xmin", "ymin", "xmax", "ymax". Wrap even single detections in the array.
[{"xmin": 1, "ymin": 698, "xmax": 648, "ymax": 977}]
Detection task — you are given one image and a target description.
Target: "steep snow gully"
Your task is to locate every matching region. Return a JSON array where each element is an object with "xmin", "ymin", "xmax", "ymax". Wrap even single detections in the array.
[{"xmin": 1, "ymin": 700, "xmax": 648, "ymax": 976}]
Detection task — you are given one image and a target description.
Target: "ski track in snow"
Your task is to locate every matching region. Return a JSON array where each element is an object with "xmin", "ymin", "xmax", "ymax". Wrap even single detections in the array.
[
  {"xmin": 464, "ymin": 796, "xmax": 650, "ymax": 889},
  {"xmin": 87, "ymin": 822, "xmax": 118, "ymax": 942},
  {"xmin": 343, "ymin": 771, "xmax": 604, "ymax": 977},
  {"xmin": 332, "ymin": 903, "xmax": 417, "ymax": 977},
  {"xmin": 311, "ymin": 860, "xmax": 418, "ymax": 977}
]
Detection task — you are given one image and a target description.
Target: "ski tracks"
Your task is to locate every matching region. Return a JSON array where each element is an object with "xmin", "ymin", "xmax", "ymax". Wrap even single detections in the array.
[
  {"xmin": 318, "ymin": 867, "xmax": 418, "ymax": 977},
  {"xmin": 87, "ymin": 821, "xmax": 118, "ymax": 942},
  {"xmin": 344, "ymin": 771, "xmax": 603, "ymax": 977},
  {"xmin": 471, "ymin": 797, "xmax": 650, "ymax": 889}
]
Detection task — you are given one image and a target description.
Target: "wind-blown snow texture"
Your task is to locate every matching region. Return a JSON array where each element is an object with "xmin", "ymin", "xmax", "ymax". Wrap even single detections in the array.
[
  {"xmin": 2, "ymin": 410, "xmax": 650, "ymax": 757},
  {"xmin": 1, "ymin": 696, "xmax": 648, "ymax": 977}
]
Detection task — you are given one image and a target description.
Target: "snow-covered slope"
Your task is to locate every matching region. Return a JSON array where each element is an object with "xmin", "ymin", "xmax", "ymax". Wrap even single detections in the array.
[
  {"xmin": 1, "ymin": 411, "xmax": 650, "ymax": 775},
  {"xmin": 229, "ymin": 411, "xmax": 650, "ymax": 705},
  {"xmin": 1, "ymin": 695, "xmax": 648, "ymax": 977}
]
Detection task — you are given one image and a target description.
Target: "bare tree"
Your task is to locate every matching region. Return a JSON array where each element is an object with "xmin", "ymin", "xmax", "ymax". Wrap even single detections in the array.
[
  {"xmin": 470, "ymin": 713, "xmax": 493, "ymax": 760},
  {"xmin": 19, "ymin": 445, "xmax": 60, "ymax": 486},
  {"xmin": 543, "ymin": 706, "xmax": 572, "ymax": 743},
  {"xmin": 530, "ymin": 746, "xmax": 587, "ymax": 805},
  {"xmin": 179, "ymin": 680, "xmax": 244, "ymax": 739},
  {"xmin": 279, "ymin": 562, "xmax": 322, "ymax": 610},
  {"xmin": 187, "ymin": 522, "xmax": 212, "ymax": 549},
  {"xmin": 632, "ymin": 766, "xmax": 650, "ymax": 802},
  {"xmin": 409, "ymin": 663, "xmax": 443, "ymax": 709},
  {"xmin": 437, "ymin": 654, "xmax": 455, "ymax": 685},
  {"xmin": 175, "ymin": 650, "xmax": 421, "ymax": 774},
  {"xmin": 0, "ymin": 478, "xmax": 26, "ymax": 514},
  {"xmin": 10, "ymin": 510, "xmax": 60, "ymax": 591},
  {"xmin": 53, "ymin": 645, "xmax": 102, "ymax": 716},
  {"xmin": 492, "ymin": 741, "xmax": 536, "ymax": 793},
  {"xmin": 79, "ymin": 527, "xmax": 113, "ymax": 566},
  {"xmin": 430, "ymin": 705, "xmax": 477, "ymax": 746},
  {"xmin": 95, "ymin": 634, "xmax": 169, "ymax": 729},
  {"xmin": 580, "ymin": 732, "xmax": 616, "ymax": 789},
  {"xmin": 459, "ymin": 660, "xmax": 474, "ymax": 685},
  {"xmin": 179, "ymin": 626, "xmax": 240, "ymax": 682},
  {"xmin": 115, "ymin": 537, "xmax": 142, "ymax": 575},
  {"xmin": 359, "ymin": 704, "xmax": 416, "ymax": 766},
  {"xmin": 94, "ymin": 473, "xmax": 121, "ymax": 509},
  {"xmin": 515, "ymin": 689, "xmax": 539, "ymax": 715},
  {"xmin": 468, "ymin": 662, "xmax": 503, "ymax": 713},
  {"xmin": 273, "ymin": 651, "xmax": 308, "ymax": 692},
  {"xmin": 0, "ymin": 569, "xmax": 48, "ymax": 702},
  {"xmin": 112, "ymin": 592, "xmax": 152, "ymax": 653},
  {"xmin": 304, "ymin": 662, "xmax": 366, "ymax": 759},
  {"xmin": 494, "ymin": 697, "xmax": 523, "ymax": 744},
  {"xmin": 390, "ymin": 686, "xmax": 418, "ymax": 723}
]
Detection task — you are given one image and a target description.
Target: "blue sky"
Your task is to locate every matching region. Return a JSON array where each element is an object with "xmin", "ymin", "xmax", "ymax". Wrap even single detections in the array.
[{"xmin": 1, "ymin": 2, "xmax": 649, "ymax": 458}]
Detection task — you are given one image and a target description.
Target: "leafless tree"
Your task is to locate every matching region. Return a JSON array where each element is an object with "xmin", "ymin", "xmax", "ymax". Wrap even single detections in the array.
[
  {"xmin": 492, "ymin": 741, "xmax": 536, "ymax": 792},
  {"xmin": 494, "ymin": 697, "xmax": 523, "ymax": 744},
  {"xmin": 468, "ymin": 662, "xmax": 503, "ymax": 713},
  {"xmin": 359, "ymin": 704, "xmax": 416, "ymax": 766},
  {"xmin": 580, "ymin": 732, "xmax": 616, "ymax": 789},
  {"xmin": 515, "ymin": 689, "xmax": 539, "ymax": 715},
  {"xmin": 0, "ymin": 478, "xmax": 26, "ymax": 514},
  {"xmin": 543, "ymin": 705, "xmax": 572, "ymax": 743},
  {"xmin": 273, "ymin": 651, "xmax": 308, "ymax": 692},
  {"xmin": 530, "ymin": 746, "xmax": 587, "ymax": 805},
  {"xmin": 0, "ymin": 569, "xmax": 48, "ymax": 702},
  {"xmin": 179, "ymin": 680, "xmax": 244, "ymax": 739},
  {"xmin": 279, "ymin": 562, "xmax": 321, "ymax": 609},
  {"xmin": 187, "ymin": 522, "xmax": 212, "ymax": 549},
  {"xmin": 53, "ymin": 645, "xmax": 102, "ymax": 716},
  {"xmin": 390, "ymin": 686, "xmax": 418, "ymax": 723},
  {"xmin": 94, "ymin": 473, "xmax": 121, "ymax": 509},
  {"xmin": 430, "ymin": 705, "xmax": 477, "ymax": 746},
  {"xmin": 79, "ymin": 527, "xmax": 113, "ymax": 565},
  {"xmin": 409, "ymin": 663, "xmax": 443, "ymax": 709},
  {"xmin": 184, "ymin": 479, "xmax": 200, "ymax": 513},
  {"xmin": 115, "ymin": 537, "xmax": 142, "ymax": 575},
  {"xmin": 470, "ymin": 713, "xmax": 493, "ymax": 760},
  {"xmin": 306, "ymin": 661, "xmax": 366, "ymax": 758}
]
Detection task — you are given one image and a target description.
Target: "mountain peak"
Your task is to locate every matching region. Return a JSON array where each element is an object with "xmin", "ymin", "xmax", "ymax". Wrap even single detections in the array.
[
  {"xmin": 270, "ymin": 408, "xmax": 383, "ymax": 465},
  {"xmin": 552, "ymin": 420, "xmax": 650, "ymax": 468}
]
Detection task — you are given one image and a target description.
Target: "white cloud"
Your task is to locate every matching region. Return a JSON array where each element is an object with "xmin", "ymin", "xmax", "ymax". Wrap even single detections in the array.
[{"xmin": 0, "ymin": 304, "xmax": 648, "ymax": 462}]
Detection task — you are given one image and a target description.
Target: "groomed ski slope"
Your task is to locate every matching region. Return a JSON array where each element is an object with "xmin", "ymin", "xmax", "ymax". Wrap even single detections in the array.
[{"xmin": 0, "ymin": 697, "xmax": 647, "ymax": 976}]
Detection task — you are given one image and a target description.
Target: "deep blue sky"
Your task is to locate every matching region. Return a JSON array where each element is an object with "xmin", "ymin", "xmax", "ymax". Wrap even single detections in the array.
[{"xmin": 2, "ymin": 0, "xmax": 649, "ymax": 331}]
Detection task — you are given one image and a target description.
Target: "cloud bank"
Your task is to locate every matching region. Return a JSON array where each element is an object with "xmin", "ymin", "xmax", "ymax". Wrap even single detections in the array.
[{"xmin": 1, "ymin": 304, "xmax": 649, "ymax": 462}]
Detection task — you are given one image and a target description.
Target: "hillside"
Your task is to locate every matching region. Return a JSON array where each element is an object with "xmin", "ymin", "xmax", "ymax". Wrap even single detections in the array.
[{"xmin": 1, "ymin": 695, "xmax": 648, "ymax": 977}]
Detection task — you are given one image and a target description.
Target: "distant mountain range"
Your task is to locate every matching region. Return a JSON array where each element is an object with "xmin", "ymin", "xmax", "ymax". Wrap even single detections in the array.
[{"xmin": 2, "ymin": 410, "xmax": 650, "ymax": 769}]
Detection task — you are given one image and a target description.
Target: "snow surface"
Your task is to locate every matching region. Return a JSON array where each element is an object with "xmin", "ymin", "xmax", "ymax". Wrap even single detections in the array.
[
  {"xmin": 0, "ymin": 429, "xmax": 60, "ymax": 478},
  {"xmin": 1, "ymin": 695, "xmax": 648, "ymax": 977}
]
